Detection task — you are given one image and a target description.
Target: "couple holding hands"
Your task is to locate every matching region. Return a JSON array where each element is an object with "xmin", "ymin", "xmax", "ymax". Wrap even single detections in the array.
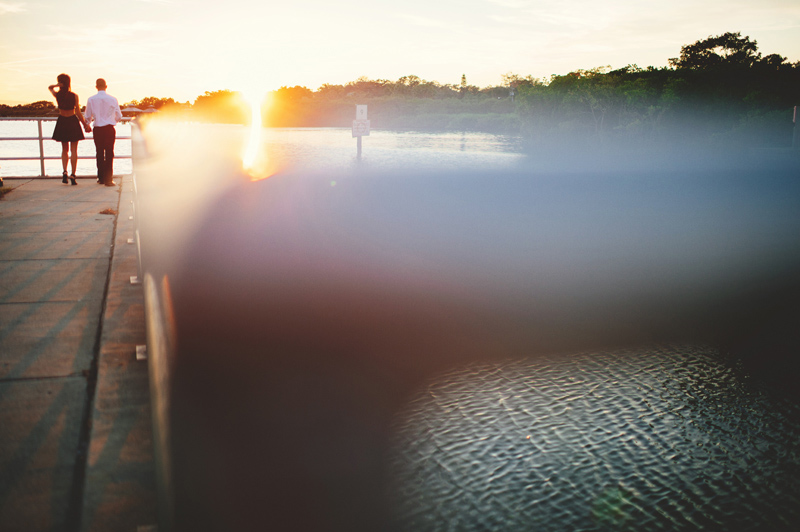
[{"xmin": 48, "ymin": 74, "xmax": 122, "ymax": 186}]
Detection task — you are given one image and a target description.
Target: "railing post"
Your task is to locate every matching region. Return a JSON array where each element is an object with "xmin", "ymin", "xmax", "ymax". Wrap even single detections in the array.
[{"xmin": 37, "ymin": 119, "xmax": 45, "ymax": 177}]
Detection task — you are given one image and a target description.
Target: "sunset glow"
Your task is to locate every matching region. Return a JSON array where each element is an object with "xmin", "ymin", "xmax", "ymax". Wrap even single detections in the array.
[{"xmin": 1, "ymin": 1, "xmax": 798, "ymax": 106}]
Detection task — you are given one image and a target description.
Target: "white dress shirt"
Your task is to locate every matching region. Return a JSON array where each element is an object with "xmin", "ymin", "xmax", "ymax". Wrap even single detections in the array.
[{"xmin": 85, "ymin": 90, "xmax": 122, "ymax": 127}]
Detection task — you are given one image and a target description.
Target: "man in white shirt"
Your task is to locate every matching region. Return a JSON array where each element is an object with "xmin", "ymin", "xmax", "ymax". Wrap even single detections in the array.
[{"xmin": 84, "ymin": 79, "xmax": 122, "ymax": 186}]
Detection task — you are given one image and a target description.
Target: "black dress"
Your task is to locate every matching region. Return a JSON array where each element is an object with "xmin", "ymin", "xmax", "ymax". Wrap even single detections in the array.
[{"xmin": 52, "ymin": 91, "xmax": 85, "ymax": 142}]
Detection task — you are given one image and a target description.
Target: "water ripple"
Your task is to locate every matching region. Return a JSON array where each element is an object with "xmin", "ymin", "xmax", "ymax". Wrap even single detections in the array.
[{"xmin": 389, "ymin": 345, "xmax": 800, "ymax": 531}]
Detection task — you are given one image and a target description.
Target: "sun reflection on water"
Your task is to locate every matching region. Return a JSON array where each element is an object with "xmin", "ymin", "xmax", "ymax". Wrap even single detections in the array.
[{"xmin": 240, "ymin": 90, "xmax": 273, "ymax": 181}]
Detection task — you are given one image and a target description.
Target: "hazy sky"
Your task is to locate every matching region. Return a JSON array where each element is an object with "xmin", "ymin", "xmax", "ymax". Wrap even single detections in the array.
[{"xmin": 1, "ymin": 0, "xmax": 798, "ymax": 105}]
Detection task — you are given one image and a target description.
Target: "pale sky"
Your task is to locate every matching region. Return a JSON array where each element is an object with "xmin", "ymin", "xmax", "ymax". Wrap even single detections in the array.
[{"xmin": 1, "ymin": 0, "xmax": 798, "ymax": 105}]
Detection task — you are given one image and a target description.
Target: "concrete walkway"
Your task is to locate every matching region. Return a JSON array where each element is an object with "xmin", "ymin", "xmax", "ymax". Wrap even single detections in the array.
[{"xmin": 0, "ymin": 177, "xmax": 156, "ymax": 531}]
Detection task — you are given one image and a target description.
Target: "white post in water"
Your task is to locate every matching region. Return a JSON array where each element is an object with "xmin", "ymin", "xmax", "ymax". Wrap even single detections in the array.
[
  {"xmin": 793, "ymin": 105, "xmax": 798, "ymax": 150},
  {"xmin": 353, "ymin": 105, "xmax": 370, "ymax": 158}
]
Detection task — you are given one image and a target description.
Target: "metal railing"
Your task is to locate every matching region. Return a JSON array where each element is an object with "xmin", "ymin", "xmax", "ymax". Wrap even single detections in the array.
[{"xmin": 0, "ymin": 116, "xmax": 132, "ymax": 177}]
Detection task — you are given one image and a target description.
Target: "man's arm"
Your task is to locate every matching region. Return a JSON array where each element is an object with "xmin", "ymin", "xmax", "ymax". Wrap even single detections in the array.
[
  {"xmin": 84, "ymin": 97, "xmax": 94, "ymax": 125},
  {"xmin": 113, "ymin": 97, "xmax": 122, "ymax": 123}
]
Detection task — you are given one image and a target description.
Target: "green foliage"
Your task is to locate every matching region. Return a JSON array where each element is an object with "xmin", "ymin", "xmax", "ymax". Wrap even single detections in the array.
[
  {"xmin": 669, "ymin": 32, "xmax": 762, "ymax": 70},
  {"xmin": 123, "ymin": 96, "xmax": 177, "ymax": 109},
  {"xmin": 515, "ymin": 33, "xmax": 799, "ymax": 150},
  {"xmin": 263, "ymin": 74, "xmax": 519, "ymax": 131},
  {"xmin": 718, "ymin": 108, "xmax": 795, "ymax": 148},
  {"xmin": 265, "ymin": 93, "xmax": 517, "ymax": 130},
  {"xmin": 383, "ymin": 112, "xmax": 521, "ymax": 132},
  {"xmin": 192, "ymin": 90, "xmax": 248, "ymax": 124},
  {"xmin": 274, "ymin": 86, "xmax": 314, "ymax": 102},
  {"xmin": 501, "ymin": 72, "xmax": 544, "ymax": 89},
  {"xmin": 0, "ymin": 100, "xmax": 57, "ymax": 117}
]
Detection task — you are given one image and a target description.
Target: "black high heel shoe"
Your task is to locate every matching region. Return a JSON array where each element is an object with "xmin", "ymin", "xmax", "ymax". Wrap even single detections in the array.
[
  {"xmin": 70, "ymin": 174, "xmax": 78, "ymax": 186},
  {"xmin": 62, "ymin": 171, "xmax": 68, "ymax": 184}
]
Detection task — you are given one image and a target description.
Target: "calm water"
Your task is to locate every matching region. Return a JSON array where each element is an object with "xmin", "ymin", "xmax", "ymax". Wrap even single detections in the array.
[
  {"xmin": 389, "ymin": 346, "xmax": 800, "ymax": 531},
  {"xmin": 0, "ymin": 120, "xmax": 526, "ymax": 177},
  {"xmin": 0, "ymin": 119, "xmax": 133, "ymax": 177},
  {"xmin": 254, "ymin": 127, "xmax": 526, "ymax": 172}
]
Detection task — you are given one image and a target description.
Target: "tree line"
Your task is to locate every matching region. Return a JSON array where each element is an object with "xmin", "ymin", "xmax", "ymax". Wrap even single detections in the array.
[
  {"xmin": 0, "ymin": 95, "xmax": 181, "ymax": 117},
  {"xmin": 3, "ymin": 32, "xmax": 798, "ymax": 149},
  {"xmin": 516, "ymin": 33, "xmax": 799, "ymax": 150}
]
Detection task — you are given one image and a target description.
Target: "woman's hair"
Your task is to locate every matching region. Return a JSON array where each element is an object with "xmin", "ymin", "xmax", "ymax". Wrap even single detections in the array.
[{"xmin": 56, "ymin": 73, "xmax": 71, "ymax": 90}]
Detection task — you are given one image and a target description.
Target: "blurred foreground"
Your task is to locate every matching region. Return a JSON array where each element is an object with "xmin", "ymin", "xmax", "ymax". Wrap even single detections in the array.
[{"xmin": 133, "ymin": 120, "xmax": 800, "ymax": 531}]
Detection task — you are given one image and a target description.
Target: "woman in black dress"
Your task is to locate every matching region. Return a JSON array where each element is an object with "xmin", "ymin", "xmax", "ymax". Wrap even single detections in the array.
[{"xmin": 48, "ymin": 73, "xmax": 91, "ymax": 185}]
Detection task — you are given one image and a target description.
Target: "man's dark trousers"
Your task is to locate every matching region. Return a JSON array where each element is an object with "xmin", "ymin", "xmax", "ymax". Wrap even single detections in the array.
[{"xmin": 93, "ymin": 125, "xmax": 116, "ymax": 184}]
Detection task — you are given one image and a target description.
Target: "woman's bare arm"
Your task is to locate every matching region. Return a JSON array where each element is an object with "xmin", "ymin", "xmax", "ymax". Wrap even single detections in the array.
[{"xmin": 74, "ymin": 95, "xmax": 91, "ymax": 132}]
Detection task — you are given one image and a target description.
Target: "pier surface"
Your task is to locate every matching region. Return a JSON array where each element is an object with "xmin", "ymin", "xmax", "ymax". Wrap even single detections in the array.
[{"xmin": 0, "ymin": 177, "xmax": 156, "ymax": 531}]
